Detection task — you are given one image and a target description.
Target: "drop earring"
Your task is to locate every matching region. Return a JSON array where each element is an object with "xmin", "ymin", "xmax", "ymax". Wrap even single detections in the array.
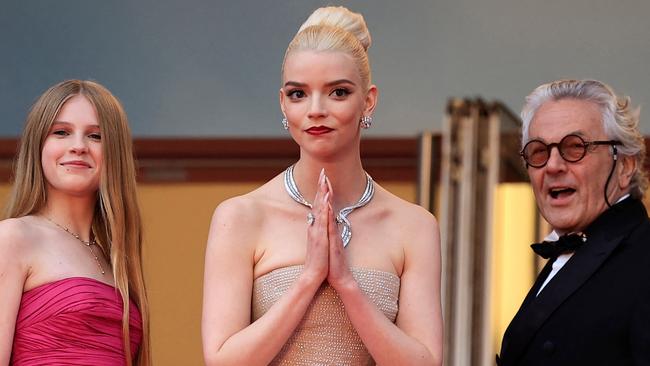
[
  {"xmin": 281, "ymin": 117, "xmax": 288, "ymax": 130},
  {"xmin": 360, "ymin": 115, "xmax": 372, "ymax": 129}
]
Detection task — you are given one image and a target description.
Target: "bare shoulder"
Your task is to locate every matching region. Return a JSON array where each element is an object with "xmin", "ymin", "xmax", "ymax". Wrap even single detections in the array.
[
  {"xmin": 0, "ymin": 216, "xmax": 39, "ymax": 272},
  {"xmin": 373, "ymin": 186, "xmax": 440, "ymax": 281},
  {"xmin": 0, "ymin": 217, "xmax": 36, "ymax": 252},
  {"xmin": 371, "ymin": 185, "xmax": 439, "ymax": 259},
  {"xmin": 212, "ymin": 193, "xmax": 262, "ymax": 225},
  {"xmin": 207, "ymin": 175, "xmax": 284, "ymax": 249},
  {"xmin": 211, "ymin": 176, "xmax": 281, "ymax": 226},
  {"xmin": 374, "ymin": 185, "xmax": 438, "ymax": 230}
]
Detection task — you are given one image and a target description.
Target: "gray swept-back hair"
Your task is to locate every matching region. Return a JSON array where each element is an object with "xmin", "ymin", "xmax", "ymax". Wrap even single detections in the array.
[{"xmin": 521, "ymin": 79, "xmax": 647, "ymax": 198}]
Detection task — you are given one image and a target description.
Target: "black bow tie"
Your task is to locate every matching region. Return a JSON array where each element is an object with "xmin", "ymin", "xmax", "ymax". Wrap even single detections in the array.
[{"xmin": 531, "ymin": 232, "xmax": 588, "ymax": 259}]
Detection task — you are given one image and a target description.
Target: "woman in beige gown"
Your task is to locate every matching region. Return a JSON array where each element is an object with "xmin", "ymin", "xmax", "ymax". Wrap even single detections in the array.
[{"xmin": 202, "ymin": 6, "xmax": 443, "ymax": 366}]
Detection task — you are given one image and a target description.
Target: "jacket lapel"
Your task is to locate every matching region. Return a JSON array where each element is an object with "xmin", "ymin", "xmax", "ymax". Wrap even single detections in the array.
[{"xmin": 500, "ymin": 198, "xmax": 646, "ymax": 365}]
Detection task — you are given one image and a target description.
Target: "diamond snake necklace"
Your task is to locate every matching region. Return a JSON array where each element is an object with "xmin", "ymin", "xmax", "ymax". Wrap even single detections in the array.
[
  {"xmin": 45, "ymin": 217, "xmax": 105, "ymax": 274},
  {"xmin": 283, "ymin": 164, "xmax": 374, "ymax": 247}
]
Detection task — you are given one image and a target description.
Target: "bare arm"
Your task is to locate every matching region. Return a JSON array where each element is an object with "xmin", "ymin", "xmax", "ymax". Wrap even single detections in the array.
[
  {"xmin": 328, "ymin": 206, "xmax": 443, "ymax": 366},
  {"xmin": 202, "ymin": 173, "xmax": 332, "ymax": 365},
  {"xmin": 0, "ymin": 220, "xmax": 29, "ymax": 366}
]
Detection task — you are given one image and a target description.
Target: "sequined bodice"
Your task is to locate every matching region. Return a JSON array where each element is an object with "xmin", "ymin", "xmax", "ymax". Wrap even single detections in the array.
[{"xmin": 252, "ymin": 265, "xmax": 400, "ymax": 366}]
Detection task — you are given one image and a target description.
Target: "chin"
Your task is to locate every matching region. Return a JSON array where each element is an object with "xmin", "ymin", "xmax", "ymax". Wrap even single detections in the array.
[
  {"xmin": 305, "ymin": 145, "xmax": 341, "ymax": 160},
  {"xmin": 541, "ymin": 212, "xmax": 577, "ymax": 233},
  {"xmin": 50, "ymin": 183, "xmax": 100, "ymax": 197},
  {"xmin": 550, "ymin": 217, "xmax": 590, "ymax": 234}
]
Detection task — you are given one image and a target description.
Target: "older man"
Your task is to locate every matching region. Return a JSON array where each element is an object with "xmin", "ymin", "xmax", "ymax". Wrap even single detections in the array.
[{"xmin": 497, "ymin": 79, "xmax": 650, "ymax": 366}]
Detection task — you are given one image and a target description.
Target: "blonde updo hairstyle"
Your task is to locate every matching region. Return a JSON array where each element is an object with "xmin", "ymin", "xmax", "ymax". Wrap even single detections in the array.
[{"xmin": 282, "ymin": 6, "xmax": 373, "ymax": 91}]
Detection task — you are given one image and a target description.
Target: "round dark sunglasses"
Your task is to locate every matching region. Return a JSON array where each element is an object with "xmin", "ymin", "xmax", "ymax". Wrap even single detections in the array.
[{"xmin": 520, "ymin": 134, "xmax": 622, "ymax": 168}]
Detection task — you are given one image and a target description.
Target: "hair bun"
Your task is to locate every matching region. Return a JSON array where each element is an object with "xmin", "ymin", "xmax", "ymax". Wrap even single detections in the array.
[{"xmin": 298, "ymin": 6, "xmax": 371, "ymax": 51}]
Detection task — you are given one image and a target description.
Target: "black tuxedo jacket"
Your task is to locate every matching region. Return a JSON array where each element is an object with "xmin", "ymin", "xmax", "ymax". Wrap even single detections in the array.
[{"xmin": 498, "ymin": 198, "xmax": 650, "ymax": 366}]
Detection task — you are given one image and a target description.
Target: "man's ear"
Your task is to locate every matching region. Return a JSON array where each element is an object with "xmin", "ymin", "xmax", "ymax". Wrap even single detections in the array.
[{"xmin": 617, "ymin": 154, "xmax": 636, "ymax": 190}]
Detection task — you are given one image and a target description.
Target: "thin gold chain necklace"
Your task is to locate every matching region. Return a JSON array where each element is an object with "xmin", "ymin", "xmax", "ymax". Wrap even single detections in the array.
[{"xmin": 45, "ymin": 217, "xmax": 105, "ymax": 275}]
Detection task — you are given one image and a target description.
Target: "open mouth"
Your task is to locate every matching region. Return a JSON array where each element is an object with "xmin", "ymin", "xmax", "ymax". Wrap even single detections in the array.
[{"xmin": 549, "ymin": 187, "xmax": 575, "ymax": 199}]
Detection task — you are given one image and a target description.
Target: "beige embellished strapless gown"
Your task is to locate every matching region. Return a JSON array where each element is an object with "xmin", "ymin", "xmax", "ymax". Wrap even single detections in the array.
[{"xmin": 253, "ymin": 265, "xmax": 400, "ymax": 366}]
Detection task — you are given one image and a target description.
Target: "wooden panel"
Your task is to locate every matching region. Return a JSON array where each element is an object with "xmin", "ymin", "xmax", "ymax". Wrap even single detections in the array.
[
  {"xmin": 2, "ymin": 136, "xmax": 648, "ymax": 184},
  {"xmin": 0, "ymin": 138, "xmax": 420, "ymax": 183}
]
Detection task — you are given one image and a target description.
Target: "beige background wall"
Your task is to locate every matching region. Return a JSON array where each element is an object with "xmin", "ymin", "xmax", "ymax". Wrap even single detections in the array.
[
  {"xmin": 0, "ymin": 180, "xmax": 415, "ymax": 365},
  {"xmin": 140, "ymin": 182, "xmax": 263, "ymax": 365},
  {"xmin": 142, "ymin": 181, "xmax": 414, "ymax": 365},
  {"xmin": 3, "ymin": 178, "xmax": 650, "ymax": 364}
]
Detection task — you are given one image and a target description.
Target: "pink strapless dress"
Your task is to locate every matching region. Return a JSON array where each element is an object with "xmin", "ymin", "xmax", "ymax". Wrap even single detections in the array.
[{"xmin": 10, "ymin": 277, "xmax": 142, "ymax": 366}]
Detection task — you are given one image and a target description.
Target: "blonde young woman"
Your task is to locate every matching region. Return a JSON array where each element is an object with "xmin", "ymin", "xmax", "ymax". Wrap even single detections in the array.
[
  {"xmin": 202, "ymin": 6, "xmax": 442, "ymax": 365},
  {"xmin": 0, "ymin": 80, "xmax": 150, "ymax": 365}
]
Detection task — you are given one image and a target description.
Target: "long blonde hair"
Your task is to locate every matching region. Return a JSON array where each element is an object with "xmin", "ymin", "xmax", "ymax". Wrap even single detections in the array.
[{"xmin": 5, "ymin": 79, "xmax": 150, "ymax": 366}]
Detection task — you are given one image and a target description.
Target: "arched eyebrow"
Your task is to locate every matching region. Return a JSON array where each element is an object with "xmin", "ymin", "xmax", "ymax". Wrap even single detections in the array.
[
  {"xmin": 283, "ymin": 79, "xmax": 357, "ymax": 88},
  {"xmin": 283, "ymin": 81, "xmax": 306, "ymax": 88},
  {"xmin": 324, "ymin": 79, "xmax": 356, "ymax": 87}
]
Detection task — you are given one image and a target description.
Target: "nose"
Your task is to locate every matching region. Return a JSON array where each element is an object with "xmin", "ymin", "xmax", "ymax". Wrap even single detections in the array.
[
  {"xmin": 544, "ymin": 145, "xmax": 566, "ymax": 173},
  {"xmin": 69, "ymin": 134, "xmax": 89, "ymax": 155},
  {"xmin": 307, "ymin": 94, "xmax": 327, "ymax": 119}
]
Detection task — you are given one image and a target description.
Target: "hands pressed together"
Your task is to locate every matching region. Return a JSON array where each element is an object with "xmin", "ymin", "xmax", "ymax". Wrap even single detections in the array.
[{"xmin": 303, "ymin": 169, "xmax": 356, "ymax": 290}]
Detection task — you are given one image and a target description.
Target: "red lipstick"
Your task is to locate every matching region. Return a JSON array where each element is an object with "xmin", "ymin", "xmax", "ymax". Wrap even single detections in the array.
[{"xmin": 306, "ymin": 126, "xmax": 333, "ymax": 135}]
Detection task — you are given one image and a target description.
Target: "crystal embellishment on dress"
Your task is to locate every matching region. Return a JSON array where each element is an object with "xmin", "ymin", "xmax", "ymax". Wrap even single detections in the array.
[
  {"xmin": 253, "ymin": 265, "xmax": 399, "ymax": 365},
  {"xmin": 283, "ymin": 164, "xmax": 374, "ymax": 247}
]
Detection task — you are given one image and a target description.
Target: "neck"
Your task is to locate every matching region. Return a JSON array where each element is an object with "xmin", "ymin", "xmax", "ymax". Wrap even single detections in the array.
[
  {"xmin": 292, "ymin": 152, "xmax": 367, "ymax": 211},
  {"xmin": 40, "ymin": 188, "xmax": 97, "ymax": 241},
  {"xmin": 608, "ymin": 188, "xmax": 630, "ymax": 206}
]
